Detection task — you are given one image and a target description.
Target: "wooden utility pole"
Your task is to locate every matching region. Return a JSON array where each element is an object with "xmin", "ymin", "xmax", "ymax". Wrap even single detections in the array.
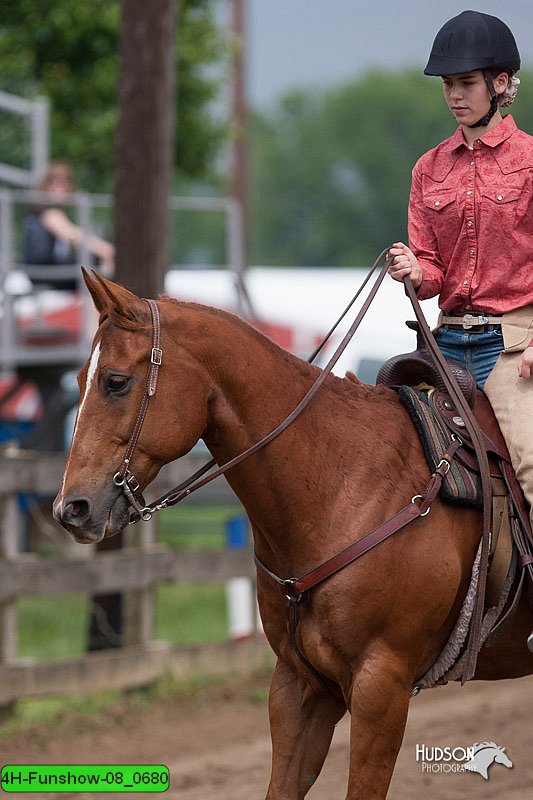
[
  {"xmin": 231, "ymin": 0, "xmax": 248, "ymax": 277},
  {"xmin": 114, "ymin": 0, "xmax": 178, "ymax": 297},
  {"xmin": 89, "ymin": 0, "xmax": 178, "ymax": 652}
]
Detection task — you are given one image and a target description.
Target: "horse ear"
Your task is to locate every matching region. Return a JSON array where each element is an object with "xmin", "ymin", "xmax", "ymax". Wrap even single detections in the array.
[
  {"xmin": 82, "ymin": 268, "xmax": 144, "ymax": 320},
  {"xmin": 82, "ymin": 267, "xmax": 111, "ymax": 313}
]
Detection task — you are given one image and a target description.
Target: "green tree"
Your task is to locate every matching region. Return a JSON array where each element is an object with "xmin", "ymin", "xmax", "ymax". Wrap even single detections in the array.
[
  {"xmin": 0, "ymin": 0, "xmax": 226, "ymax": 190},
  {"xmin": 250, "ymin": 69, "xmax": 533, "ymax": 266}
]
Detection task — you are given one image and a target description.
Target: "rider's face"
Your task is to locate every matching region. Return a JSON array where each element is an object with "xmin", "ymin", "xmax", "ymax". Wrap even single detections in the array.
[
  {"xmin": 442, "ymin": 71, "xmax": 492, "ymax": 126},
  {"xmin": 441, "ymin": 70, "xmax": 508, "ymax": 127}
]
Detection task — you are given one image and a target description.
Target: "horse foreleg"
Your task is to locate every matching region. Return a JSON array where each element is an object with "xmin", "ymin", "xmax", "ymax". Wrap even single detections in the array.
[
  {"xmin": 265, "ymin": 657, "xmax": 346, "ymax": 800},
  {"xmin": 346, "ymin": 653, "xmax": 412, "ymax": 800}
]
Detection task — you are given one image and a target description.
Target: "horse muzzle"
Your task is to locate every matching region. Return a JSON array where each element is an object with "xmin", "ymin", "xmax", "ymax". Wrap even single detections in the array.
[{"xmin": 53, "ymin": 486, "xmax": 130, "ymax": 543}]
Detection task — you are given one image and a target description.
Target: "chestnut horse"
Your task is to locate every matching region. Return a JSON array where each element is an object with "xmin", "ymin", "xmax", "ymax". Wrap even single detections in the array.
[{"xmin": 54, "ymin": 272, "xmax": 532, "ymax": 799}]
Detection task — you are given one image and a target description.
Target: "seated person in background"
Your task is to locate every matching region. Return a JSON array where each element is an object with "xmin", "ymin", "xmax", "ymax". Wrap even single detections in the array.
[{"xmin": 23, "ymin": 160, "xmax": 114, "ymax": 289}]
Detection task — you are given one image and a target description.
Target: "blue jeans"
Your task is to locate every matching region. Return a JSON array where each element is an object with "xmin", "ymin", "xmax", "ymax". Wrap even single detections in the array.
[{"xmin": 434, "ymin": 325, "xmax": 504, "ymax": 389}]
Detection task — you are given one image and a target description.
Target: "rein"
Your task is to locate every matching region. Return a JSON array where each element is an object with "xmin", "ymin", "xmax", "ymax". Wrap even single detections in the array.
[
  {"xmin": 112, "ymin": 254, "xmax": 492, "ymax": 686},
  {"xmin": 122, "ymin": 248, "xmax": 393, "ymax": 524}
]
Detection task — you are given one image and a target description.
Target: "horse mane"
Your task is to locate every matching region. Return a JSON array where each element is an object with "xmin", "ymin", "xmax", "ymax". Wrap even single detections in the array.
[
  {"xmin": 158, "ymin": 295, "xmax": 322, "ymax": 380},
  {"xmin": 100, "ymin": 300, "xmax": 151, "ymax": 335},
  {"xmin": 471, "ymin": 742, "xmax": 499, "ymax": 751}
]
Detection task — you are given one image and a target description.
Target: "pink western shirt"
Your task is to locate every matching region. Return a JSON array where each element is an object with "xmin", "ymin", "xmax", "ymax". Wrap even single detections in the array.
[{"xmin": 409, "ymin": 114, "xmax": 533, "ymax": 320}]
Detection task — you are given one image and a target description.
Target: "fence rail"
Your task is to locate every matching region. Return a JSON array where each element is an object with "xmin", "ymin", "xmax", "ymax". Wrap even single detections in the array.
[{"xmin": 0, "ymin": 449, "xmax": 267, "ymax": 705}]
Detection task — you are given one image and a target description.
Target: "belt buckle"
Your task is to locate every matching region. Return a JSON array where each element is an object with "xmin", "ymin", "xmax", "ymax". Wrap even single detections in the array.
[{"xmin": 462, "ymin": 313, "xmax": 489, "ymax": 330}]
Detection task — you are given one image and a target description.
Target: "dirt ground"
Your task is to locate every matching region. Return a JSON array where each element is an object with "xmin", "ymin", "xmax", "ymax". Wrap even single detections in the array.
[{"xmin": 1, "ymin": 670, "xmax": 532, "ymax": 799}]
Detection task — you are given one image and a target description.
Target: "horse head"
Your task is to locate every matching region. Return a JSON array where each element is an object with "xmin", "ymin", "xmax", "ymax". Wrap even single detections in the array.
[
  {"xmin": 493, "ymin": 745, "xmax": 512, "ymax": 769},
  {"xmin": 53, "ymin": 270, "xmax": 212, "ymax": 543}
]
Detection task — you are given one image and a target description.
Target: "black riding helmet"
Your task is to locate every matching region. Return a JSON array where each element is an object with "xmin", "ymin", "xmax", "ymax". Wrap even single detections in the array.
[
  {"xmin": 425, "ymin": 10, "xmax": 520, "ymax": 76},
  {"xmin": 424, "ymin": 10, "xmax": 520, "ymax": 127}
]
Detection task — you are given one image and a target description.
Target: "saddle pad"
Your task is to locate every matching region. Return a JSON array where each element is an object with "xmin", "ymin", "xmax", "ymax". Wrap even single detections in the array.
[{"xmin": 398, "ymin": 385, "xmax": 482, "ymax": 507}]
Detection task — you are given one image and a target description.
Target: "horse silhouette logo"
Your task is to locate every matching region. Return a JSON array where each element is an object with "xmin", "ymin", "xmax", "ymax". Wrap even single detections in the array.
[{"xmin": 463, "ymin": 742, "xmax": 513, "ymax": 779}]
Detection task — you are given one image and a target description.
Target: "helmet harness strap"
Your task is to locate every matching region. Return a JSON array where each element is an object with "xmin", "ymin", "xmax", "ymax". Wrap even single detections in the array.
[{"xmin": 467, "ymin": 71, "xmax": 500, "ymax": 128}]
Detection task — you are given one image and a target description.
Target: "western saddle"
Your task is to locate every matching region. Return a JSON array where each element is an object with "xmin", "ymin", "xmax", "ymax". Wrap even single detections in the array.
[{"xmin": 377, "ymin": 321, "xmax": 533, "ymax": 646}]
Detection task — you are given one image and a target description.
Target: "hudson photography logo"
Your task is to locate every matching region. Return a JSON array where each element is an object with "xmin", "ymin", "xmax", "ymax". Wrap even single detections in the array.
[{"xmin": 416, "ymin": 741, "xmax": 513, "ymax": 779}]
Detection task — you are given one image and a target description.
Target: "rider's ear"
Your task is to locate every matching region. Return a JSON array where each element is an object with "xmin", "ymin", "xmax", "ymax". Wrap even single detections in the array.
[{"xmin": 81, "ymin": 267, "xmax": 145, "ymax": 322}]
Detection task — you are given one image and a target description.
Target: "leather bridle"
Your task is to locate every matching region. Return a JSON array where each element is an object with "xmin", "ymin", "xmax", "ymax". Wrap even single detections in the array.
[{"xmin": 112, "ymin": 298, "xmax": 163, "ymax": 520}]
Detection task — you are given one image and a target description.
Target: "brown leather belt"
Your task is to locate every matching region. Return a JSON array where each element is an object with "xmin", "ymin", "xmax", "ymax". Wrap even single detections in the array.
[{"xmin": 439, "ymin": 312, "xmax": 503, "ymax": 332}]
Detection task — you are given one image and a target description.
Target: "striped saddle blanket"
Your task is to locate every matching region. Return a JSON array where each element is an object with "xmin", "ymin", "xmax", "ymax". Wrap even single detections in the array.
[{"xmin": 398, "ymin": 385, "xmax": 482, "ymax": 508}]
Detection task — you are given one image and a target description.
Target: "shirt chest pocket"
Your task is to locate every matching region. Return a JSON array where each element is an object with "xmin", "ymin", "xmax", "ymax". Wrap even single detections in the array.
[
  {"xmin": 422, "ymin": 190, "xmax": 457, "ymax": 213},
  {"xmin": 480, "ymin": 185, "xmax": 528, "ymax": 229},
  {"xmin": 480, "ymin": 186, "xmax": 522, "ymax": 205}
]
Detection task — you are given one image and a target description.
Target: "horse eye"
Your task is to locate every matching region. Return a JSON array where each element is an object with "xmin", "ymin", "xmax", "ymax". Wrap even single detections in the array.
[{"xmin": 106, "ymin": 375, "xmax": 130, "ymax": 394}]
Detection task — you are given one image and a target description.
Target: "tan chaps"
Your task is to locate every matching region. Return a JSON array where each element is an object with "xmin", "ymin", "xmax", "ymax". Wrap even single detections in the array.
[{"xmin": 485, "ymin": 350, "xmax": 533, "ymax": 531}]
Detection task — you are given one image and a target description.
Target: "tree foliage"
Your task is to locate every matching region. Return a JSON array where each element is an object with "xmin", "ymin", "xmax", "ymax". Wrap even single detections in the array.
[
  {"xmin": 250, "ymin": 69, "xmax": 533, "ymax": 266},
  {"xmin": 0, "ymin": 0, "xmax": 226, "ymax": 190}
]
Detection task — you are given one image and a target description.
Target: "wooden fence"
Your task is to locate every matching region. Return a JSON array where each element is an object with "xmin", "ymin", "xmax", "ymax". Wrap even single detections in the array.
[{"xmin": 0, "ymin": 449, "xmax": 270, "ymax": 705}]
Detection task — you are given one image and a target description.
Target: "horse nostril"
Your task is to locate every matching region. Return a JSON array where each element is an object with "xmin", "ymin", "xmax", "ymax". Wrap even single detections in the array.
[{"xmin": 62, "ymin": 498, "xmax": 92, "ymax": 526}]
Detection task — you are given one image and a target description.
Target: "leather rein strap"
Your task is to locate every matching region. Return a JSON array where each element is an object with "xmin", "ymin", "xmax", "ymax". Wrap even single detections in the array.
[{"xmin": 126, "ymin": 248, "xmax": 394, "ymax": 523}]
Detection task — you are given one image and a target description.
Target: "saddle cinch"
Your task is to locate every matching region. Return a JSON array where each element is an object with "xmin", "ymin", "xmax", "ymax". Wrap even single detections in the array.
[{"xmin": 377, "ymin": 322, "xmax": 533, "ymax": 645}]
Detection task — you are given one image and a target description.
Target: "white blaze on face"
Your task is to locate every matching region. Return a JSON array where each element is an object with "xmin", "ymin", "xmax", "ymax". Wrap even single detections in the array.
[
  {"xmin": 58, "ymin": 341, "xmax": 101, "ymax": 509},
  {"xmin": 73, "ymin": 340, "xmax": 101, "ymax": 444}
]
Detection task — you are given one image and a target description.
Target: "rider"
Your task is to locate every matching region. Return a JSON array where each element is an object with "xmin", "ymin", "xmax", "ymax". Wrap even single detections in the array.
[{"xmin": 387, "ymin": 10, "xmax": 533, "ymax": 645}]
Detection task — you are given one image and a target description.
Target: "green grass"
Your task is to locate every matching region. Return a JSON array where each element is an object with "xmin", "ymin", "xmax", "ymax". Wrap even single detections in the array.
[
  {"xmin": 0, "ymin": 690, "xmax": 122, "ymax": 738},
  {"xmin": 17, "ymin": 583, "xmax": 230, "ymax": 661},
  {"xmin": 0, "ymin": 668, "xmax": 272, "ymax": 740},
  {"xmin": 155, "ymin": 582, "xmax": 228, "ymax": 644},
  {"xmin": 16, "ymin": 505, "xmax": 247, "ymax": 661},
  {"xmin": 158, "ymin": 503, "xmax": 244, "ymax": 550},
  {"xmin": 17, "ymin": 595, "xmax": 89, "ymax": 661}
]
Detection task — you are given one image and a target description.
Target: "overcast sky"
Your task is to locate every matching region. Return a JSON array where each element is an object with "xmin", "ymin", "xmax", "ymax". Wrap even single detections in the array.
[{"xmin": 244, "ymin": 0, "xmax": 533, "ymax": 107}]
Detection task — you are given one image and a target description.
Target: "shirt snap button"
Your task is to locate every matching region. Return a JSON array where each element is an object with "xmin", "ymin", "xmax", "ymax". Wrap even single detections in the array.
[
  {"xmin": 467, "ymin": 220, "xmax": 473, "ymax": 227},
  {"xmin": 434, "ymin": 200, "xmax": 440, "ymax": 206},
  {"xmin": 497, "ymin": 195, "xmax": 503, "ymax": 201}
]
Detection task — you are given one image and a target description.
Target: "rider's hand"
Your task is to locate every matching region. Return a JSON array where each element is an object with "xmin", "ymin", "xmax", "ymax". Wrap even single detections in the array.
[
  {"xmin": 388, "ymin": 242, "xmax": 423, "ymax": 288},
  {"xmin": 518, "ymin": 345, "xmax": 533, "ymax": 379}
]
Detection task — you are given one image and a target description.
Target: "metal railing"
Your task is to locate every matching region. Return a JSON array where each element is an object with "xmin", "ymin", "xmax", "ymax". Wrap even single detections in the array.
[
  {"xmin": 0, "ymin": 188, "xmax": 242, "ymax": 371},
  {"xmin": 0, "ymin": 91, "xmax": 49, "ymax": 187}
]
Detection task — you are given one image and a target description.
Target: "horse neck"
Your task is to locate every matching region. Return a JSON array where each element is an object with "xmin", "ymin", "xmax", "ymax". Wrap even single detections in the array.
[
  {"xmin": 197, "ymin": 307, "xmax": 323, "ymax": 460},
  {"xmin": 165, "ymin": 301, "xmax": 364, "ymax": 562},
  {"xmin": 163, "ymin": 301, "xmax": 413, "ymax": 573}
]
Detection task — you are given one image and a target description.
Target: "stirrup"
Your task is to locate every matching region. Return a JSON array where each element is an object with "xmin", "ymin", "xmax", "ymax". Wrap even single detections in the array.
[{"xmin": 527, "ymin": 631, "xmax": 533, "ymax": 654}]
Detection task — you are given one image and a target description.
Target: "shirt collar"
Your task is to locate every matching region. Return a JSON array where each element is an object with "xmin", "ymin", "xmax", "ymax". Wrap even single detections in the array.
[{"xmin": 445, "ymin": 114, "xmax": 517, "ymax": 153}]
